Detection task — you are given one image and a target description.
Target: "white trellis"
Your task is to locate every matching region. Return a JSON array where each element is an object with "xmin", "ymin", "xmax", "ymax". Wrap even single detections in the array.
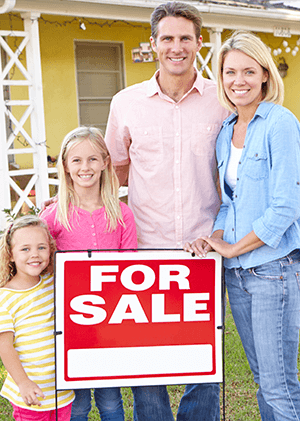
[
  {"xmin": 196, "ymin": 42, "xmax": 215, "ymax": 81},
  {"xmin": 195, "ymin": 29, "xmax": 223, "ymax": 81},
  {"xmin": 0, "ymin": 12, "xmax": 53, "ymax": 229}
]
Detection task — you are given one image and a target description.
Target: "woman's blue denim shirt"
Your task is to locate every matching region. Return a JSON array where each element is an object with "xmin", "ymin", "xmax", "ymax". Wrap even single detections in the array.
[{"xmin": 213, "ymin": 102, "xmax": 300, "ymax": 269}]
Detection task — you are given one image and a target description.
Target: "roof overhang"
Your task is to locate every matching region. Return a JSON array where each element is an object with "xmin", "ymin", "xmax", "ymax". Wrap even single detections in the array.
[{"xmin": 2, "ymin": 0, "xmax": 300, "ymax": 35}]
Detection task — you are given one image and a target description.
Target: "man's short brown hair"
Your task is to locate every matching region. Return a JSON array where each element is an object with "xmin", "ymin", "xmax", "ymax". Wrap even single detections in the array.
[{"xmin": 151, "ymin": 1, "xmax": 202, "ymax": 42}]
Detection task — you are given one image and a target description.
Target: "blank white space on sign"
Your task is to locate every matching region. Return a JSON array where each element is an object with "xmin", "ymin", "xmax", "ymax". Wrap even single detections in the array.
[{"xmin": 68, "ymin": 344, "xmax": 212, "ymax": 378}]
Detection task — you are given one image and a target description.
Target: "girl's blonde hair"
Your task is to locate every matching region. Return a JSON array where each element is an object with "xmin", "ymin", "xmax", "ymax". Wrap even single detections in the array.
[
  {"xmin": 56, "ymin": 126, "xmax": 123, "ymax": 231},
  {"xmin": 0, "ymin": 215, "xmax": 56, "ymax": 287},
  {"xmin": 217, "ymin": 30, "xmax": 284, "ymax": 113}
]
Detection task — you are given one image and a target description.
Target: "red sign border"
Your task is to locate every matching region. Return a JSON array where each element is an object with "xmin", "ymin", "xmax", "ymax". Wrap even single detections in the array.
[{"xmin": 54, "ymin": 250, "xmax": 223, "ymax": 389}]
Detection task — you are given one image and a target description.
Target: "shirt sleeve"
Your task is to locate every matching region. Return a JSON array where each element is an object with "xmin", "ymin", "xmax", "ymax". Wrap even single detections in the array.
[
  {"xmin": 212, "ymin": 202, "xmax": 228, "ymax": 233},
  {"xmin": 119, "ymin": 202, "xmax": 138, "ymax": 250},
  {"xmin": 105, "ymin": 95, "xmax": 131, "ymax": 167},
  {"xmin": 39, "ymin": 203, "xmax": 59, "ymax": 241},
  {"xmin": 252, "ymin": 111, "xmax": 300, "ymax": 248},
  {"xmin": 212, "ymin": 128, "xmax": 229, "ymax": 233},
  {"xmin": 0, "ymin": 306, "xmax": 14, "ymax": 334}
]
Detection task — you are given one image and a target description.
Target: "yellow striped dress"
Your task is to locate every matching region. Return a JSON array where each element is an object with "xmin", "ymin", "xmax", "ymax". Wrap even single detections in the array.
[{"xmin": 0, "ymin": 274, "xmax": 74, "ymax": 411}]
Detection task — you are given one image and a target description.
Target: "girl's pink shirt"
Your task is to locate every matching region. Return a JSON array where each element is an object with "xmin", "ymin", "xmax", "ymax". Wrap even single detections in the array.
[{"xmin": 40, "ymin": 201, "xmax": 137, "ymax": 251}]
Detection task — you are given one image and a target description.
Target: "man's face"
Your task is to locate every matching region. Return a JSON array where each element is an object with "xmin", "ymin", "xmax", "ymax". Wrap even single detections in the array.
[{"xmin": 150, "ymin": 16, "xmax": 202, "ymax": 79}]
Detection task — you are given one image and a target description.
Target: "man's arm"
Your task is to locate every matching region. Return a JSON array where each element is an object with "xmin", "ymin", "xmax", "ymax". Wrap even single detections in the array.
[
  {"xmin": 105, "ymin": 94, "xmax": 131, "ymax": 187},
  {"xmin": 114, "ymin": 164, "xmax": 129, "ymax": 187}
]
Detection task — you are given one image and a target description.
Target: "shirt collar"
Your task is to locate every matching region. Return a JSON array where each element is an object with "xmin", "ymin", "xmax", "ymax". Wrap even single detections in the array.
[
  {"xmin": 254, "ymin": 101, "xmax": 276, "ymax": 118},
  {"xmin": 146, "ymin": 68, "xmax": 205, "ymax": 98},
  {"xmin": 223, "ymin": 101, "xmax": 276, "ymax": 127}
]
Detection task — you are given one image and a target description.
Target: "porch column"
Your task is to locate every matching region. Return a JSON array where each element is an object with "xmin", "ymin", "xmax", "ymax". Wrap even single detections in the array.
[
  {"xmin": 21, "ymin": 12, "xmax": 50, "ymax": 208},
  {"xmin": 209, "ymin": 27, "xmax": 223, "ymax": 78}
]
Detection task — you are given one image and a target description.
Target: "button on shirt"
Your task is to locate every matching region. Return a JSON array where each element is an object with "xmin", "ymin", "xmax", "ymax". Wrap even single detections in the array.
[
  {"xmin": 213, "ymin": 102, "xmax": 300, "ymax": 269},
  {"xmin": 105, "ymin": 70, "xmax": 229, "ymax": 248}
]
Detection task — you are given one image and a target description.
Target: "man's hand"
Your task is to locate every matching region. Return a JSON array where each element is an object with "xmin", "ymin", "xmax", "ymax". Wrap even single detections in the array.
[
  {"xmin": 40, "ymin": 195, "xmax": 57, "ymax": 211},
  {"xmin": 114, "ymin": 164, "xmax": 129, "ymax": 187}
]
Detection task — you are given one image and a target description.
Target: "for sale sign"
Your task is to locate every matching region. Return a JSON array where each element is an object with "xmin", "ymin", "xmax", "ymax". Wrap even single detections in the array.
[{"xmin": 55, "ymin": 250, "xmax": 222, "ymax": 389}]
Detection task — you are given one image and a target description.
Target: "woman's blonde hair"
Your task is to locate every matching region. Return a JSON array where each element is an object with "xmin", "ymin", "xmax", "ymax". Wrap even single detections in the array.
[
  {"xmin": 217, "ymin": 30, "xmax": 284, "ymax": 113},
  {"xmin": 56, "ymin": 126, "xmax": 123, "ymax": 231},
  {"xmin": 0, "ymin": 215, "xmax": 56, "ymax": 287}
]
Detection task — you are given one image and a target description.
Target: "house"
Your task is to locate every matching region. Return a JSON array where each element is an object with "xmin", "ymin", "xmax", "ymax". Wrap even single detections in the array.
[{"xmin": 0, "ymin": 0, "xmax": 300, "ymax": 227}]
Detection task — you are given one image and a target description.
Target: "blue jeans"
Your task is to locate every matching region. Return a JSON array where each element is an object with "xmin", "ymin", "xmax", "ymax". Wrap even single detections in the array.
[
  {"xmin": 225, "ymin": 249, "xmax": 300, "ymax": 421},
  {"xmin": 132, "ymin": 383, "xmax": 220, "ymax": 421},
  {"xmin": 70, "ymin": 387, "xmax": 124, "ymax": 421}
]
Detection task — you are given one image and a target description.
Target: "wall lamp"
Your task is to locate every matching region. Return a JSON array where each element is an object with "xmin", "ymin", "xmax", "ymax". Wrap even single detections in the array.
[{"xmin": 277, "ymin": 57, "xmax": 289, "ymax": 78}]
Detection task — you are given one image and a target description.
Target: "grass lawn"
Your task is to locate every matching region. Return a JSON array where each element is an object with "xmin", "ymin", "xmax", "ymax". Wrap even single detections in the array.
[{"xmin": 1, "ymin": 300, "xmax": 298, "ymax": 420}]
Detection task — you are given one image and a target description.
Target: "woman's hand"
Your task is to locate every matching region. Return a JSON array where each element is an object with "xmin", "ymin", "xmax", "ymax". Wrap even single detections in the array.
[
  {"xmin": 184, "ymin": 238, "xmax": 212, "ymax": 258},
  {"xmin": 200, "ymin": 236, "xmax": 237, "ymax": 259},
  {"xmin": 201, "ymin": 230, "xmax": 264, "ymax": 259},
  {"xmin": 184, "ymin": 230, "xmax": 224, "ymax": 258}
]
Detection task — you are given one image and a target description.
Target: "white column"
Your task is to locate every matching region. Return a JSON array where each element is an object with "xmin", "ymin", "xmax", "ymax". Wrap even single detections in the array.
[
  {"xmin": 21, "ymin": 12, "xmax": 50, "ymax": 208},
  {"xmin": 208, "ymin": 27, "xmax": 223, "ymax": 79}
]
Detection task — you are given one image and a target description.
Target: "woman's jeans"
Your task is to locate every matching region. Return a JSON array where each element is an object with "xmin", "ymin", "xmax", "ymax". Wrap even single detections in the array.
[
  {"xmin": 70, "ymin": 387, "xmax": 124, "ymax": 421},
  {"xmin": 225, "ymin": 249, "xmax": 300, "ymax": 421}
]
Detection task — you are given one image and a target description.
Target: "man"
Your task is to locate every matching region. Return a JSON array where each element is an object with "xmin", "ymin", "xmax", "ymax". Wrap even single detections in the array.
[{"xmin": 105, "ymin": 2, "xmax": 229, "ymax": 420}]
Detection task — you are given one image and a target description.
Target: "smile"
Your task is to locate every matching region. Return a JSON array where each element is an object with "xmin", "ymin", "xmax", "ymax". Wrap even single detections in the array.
[
  {"xmin": 169, "ymin": 57, "xmax": 185, "ymax": 62},
  {"xmin": 78, "ymin": 174, "xmax": 93, "ymax": 179},
  {"xmin": 233, "ymin": 90, "xmax": 249, "ymax": 95}
]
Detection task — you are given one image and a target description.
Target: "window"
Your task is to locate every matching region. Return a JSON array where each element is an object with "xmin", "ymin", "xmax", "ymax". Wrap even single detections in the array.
[{"xmin": 75, "ymin": 41, "xmax": 124, "ymax": 133}]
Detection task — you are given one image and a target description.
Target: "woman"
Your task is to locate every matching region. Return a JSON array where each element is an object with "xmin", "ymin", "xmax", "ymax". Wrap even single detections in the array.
[{"xmin": 185, "ymin": 31, "xmax": 300, "ymax": 420}]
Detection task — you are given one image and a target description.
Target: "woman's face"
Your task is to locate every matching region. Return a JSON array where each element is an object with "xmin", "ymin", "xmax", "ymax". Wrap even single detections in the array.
[{"xmin": 222, "ymin": 50, "xmax": 268, "ymax": 112}]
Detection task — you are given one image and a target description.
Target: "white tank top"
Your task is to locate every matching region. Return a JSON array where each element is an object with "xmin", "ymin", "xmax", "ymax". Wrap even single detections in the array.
[{"xmin": 225, "ymin": 142, "xmax": 243, "ymax": 191}]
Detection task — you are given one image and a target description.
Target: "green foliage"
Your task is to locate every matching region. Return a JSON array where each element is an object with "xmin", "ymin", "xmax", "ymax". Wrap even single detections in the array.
[
  {"xmin": 1, "ymin": 208, "xmax": 41, "ymax": 235},
  {"xmin": 2, "ymin": 207, "xmax": 41, "ymax": 223}
]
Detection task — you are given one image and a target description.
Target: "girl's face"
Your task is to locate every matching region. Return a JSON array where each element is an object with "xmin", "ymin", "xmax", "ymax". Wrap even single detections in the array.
[
  {"xmin": 65, "ymin": 139, "xmax": 108, "ymax": 194},
  {"xmin": 10, "ymin": 226, "xmax": 50, "ymax": 282},
  {"xmin": 222, "ymin": 50, "xmax": 268, "ymax": 112}
]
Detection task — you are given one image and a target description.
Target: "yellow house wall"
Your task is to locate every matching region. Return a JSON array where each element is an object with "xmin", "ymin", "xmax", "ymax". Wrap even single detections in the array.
[{"xmin": 259, "ymin": 32, "xmax": 300, "ymax": 120}]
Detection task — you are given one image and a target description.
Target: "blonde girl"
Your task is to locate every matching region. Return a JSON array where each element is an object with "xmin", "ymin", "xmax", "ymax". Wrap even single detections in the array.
[
  {"xmin": 40, "ymin": 126, "xmax": 137, "ymax": 421},
  {"xmin": 0, "ymin": 215, "xmax": 74, "ymax": 421}
]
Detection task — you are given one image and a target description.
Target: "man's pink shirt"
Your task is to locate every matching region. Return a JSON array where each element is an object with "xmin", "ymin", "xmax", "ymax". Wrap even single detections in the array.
[
  {"xmin": 105, "ymin": 70, "xmax": 229, "ymax": 248},
  {"xmin": 40, "ymin": 201, "xmax": 137, "ymax": 251}
]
